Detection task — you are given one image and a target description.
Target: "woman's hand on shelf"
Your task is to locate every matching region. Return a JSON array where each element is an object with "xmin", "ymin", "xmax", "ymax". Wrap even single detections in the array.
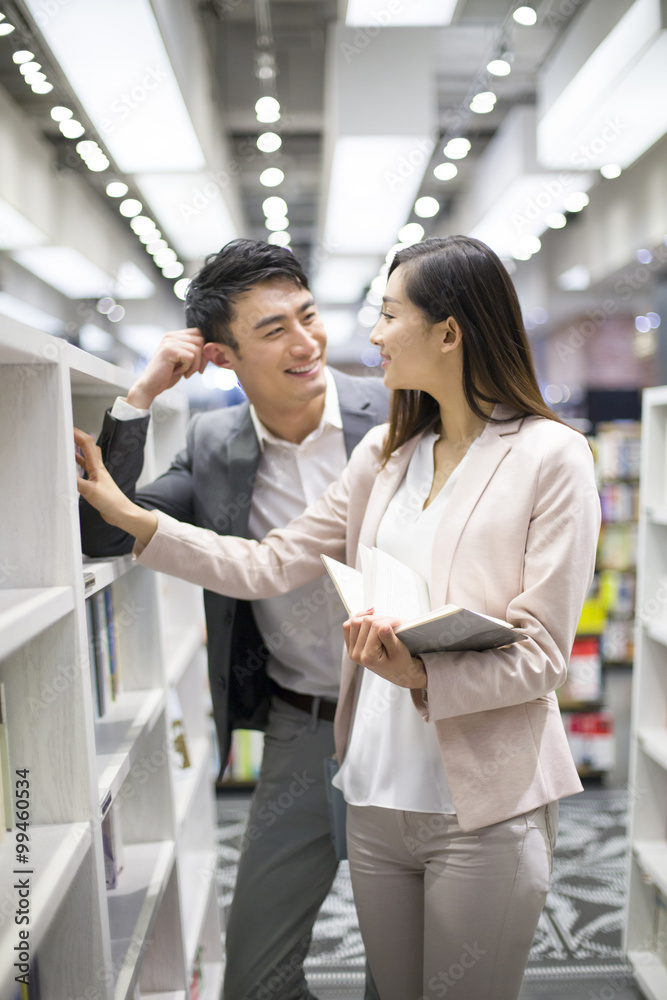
[
  {"xmin": 343, "ymin": 611, "xmax": 427, "ymax": 689},
  {"xmin": 74, "ymin": 428, "xmax": 158, "ymax": 546}
]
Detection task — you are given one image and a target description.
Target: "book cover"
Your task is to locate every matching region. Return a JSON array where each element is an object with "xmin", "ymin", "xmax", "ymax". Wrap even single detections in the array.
[
  {"xmin": 86, "ymin": 597, "xmax": 103, "ymax": 718},
  {"xmin": 92, "ymin": 591, "xmax": 114, "ymax": 710},
  {"xmin": 104, "ymin": 587, "xmax": 121, "ymax": 699},
  {"xmin": 321, "ymin": 548, "xmax": 526, "ymax": 656}
]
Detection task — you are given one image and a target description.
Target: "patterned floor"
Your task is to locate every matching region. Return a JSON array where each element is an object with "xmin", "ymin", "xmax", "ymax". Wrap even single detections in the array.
[{"xmin": 215, "ymin": 788, "xmax": 633, "ymax": 993}]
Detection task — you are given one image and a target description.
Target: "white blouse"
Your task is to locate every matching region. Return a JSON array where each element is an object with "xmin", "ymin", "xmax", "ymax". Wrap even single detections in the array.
[{"xmin": 333, "ymin": 428, "xmax": 477, "ymax": 813}]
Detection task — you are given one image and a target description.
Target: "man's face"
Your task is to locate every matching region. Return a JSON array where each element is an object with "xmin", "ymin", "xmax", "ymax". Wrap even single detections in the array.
[{"xmin": 210, "ymin": 278, "xmax": 328, "ymax": 408}]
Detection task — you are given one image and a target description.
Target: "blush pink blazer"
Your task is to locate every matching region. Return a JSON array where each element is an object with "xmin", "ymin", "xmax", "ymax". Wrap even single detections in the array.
[{"xmin": 133, "ymin": 406, "xmax": 601, "ymax": 831}]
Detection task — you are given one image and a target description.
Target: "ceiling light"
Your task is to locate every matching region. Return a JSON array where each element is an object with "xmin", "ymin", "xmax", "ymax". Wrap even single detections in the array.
[
  {"xmin": 19, "ymin": 62, "xmax": 41, "ymax": 75},
  {"xmin": 26, "ymin": 0, "xmax": 206, "ymax": 172},
  {"xmin": 154, "ymin": 249, "xmax": 177, "ymax": 267},
  {"xmin": 107, "ymin": 304, "xmax": 125, "ymax": 322},
  {"xmin": 600, "ymin": 163, "xmax": 622, "ymax": 179},
  {"xmin": 516, "ymin": 234, "xmax": 541, "ymax": 256},
  {"xmin": 97, "ymin": 297, "xmax": 115, "ymax": 314},
  {"xmin": 119, "ymin": 198, "xmax": 143, "ymax": 217},
  {"xmin": 487, "ymin": 59, "xmax": 511, "ymax": 76},
  {"xmin": 557, "ymin": 265, "xmax": 590, "ymax": 291},
  {"xmin": 174, "ymin": 278, "xmax": 191, "ymax": 300},
  {"xmin": 268, "ymin": 231, "xmax": 291, "ymax": 246},
  {"xmin": 263, "ymin": 196, "xmax": 287, "ymax": 216},
  {"xmin": 260, "ymin": 167, "xmax": 284, "ymax": 187},
  {"xmin": 136, "ymin": 173, "xmax": 239, "ymax": 258},
  {"xmin": 86, "ymin": 154, "xmax": 108, "ymax": 171},
  {"xmin": 546, "ymin": 212, "xmax": 567, "ymax": 229},
  {"xmin": 12, "ymin": 246, "xmax": 115, "ymax": 298},
  {"xmin": 162, "ymin": 261, "xmax": 185, "ymax": 279},
  {"xmin": 31, "ymin": 81, "xmax": 54, "ymax": 94},
  {"xmin": 647, "ymin": 312, "xmax": 661, "ymax": 328},
  {"xmin": 345, "ymin": 0, "xmax": 458, "ymax": 26},
  {"xmin": 398, "ymin": 222, "xmax": 424, "ymax": 244},
  {"xmin": 106, "ymin": 181, "xmax": 129, "ymax": 197},
  {"xmin": 265, "ymin": 216, "xmax": 289, "ymax": 231},
  {"xmin": 0, "ymin": 23, "xmax": 16, "ymax": 35},
  {"xmin": 563, "ymin": 191, "xmax": 589, "ymax": 212},
  {"xmin": 12, "ymin": 50, "xmax": 34, "ymax": 64},
  {"xmin": 323, "ymin": 135, "xmax": 434, "ymax": 255},
  {"xmin": 637, "ymin": 248, "xmax": 653, "ymax": 263},
  {"xmin": 444, "ymin": 137, "xmax": 471, "ymax": 159},
  {"xmin": 50, "ymin": 106, "xmax": 73, "ymax": 121},
  {"xmin": 414, "ymin": 196, "xmax": 440, "ymax": 218},
  {"xmin": 147, "ymin": 239, "xmax": 168, "ymax": 255},
  {"xmin": 513, "ymin": 6, "xmax": 537, "ymax": 25},
  {"xmin": 130, "ymin": 216, "xmax": 157, "ymax": 235},
  {"xmin": 59, "ymin": 119, "xmax": 85, "ymax": 138},
  {"xmin": 139, "ymin": 229, "xmax": 161, "ymax": 244},
  {"xmin": 635, "ymin": 315, "xmax": 651, "ymax": 332},
  {"xmin": 25, "ymin": 71, "xmax": 46, "ymax": 84},
  {"xmin": 257, "ymin": 132, "xmax": 282, "ymax": 153},
  {"xmin": 255, "ymin": 96, "xmax": 281, "ymax": 123},
  {"xmin": 76, "ymin": 140, "xmax": 99, "ymax": 158},
  {"xmin": 370, "ymin": 275, "xmax": 387, "ymax": 295},
  {"xmin": 434, "ymin": 162, "xmax": 458, "ymax": 181},
  {"xmin": 470, "ymin": 91, "xmax": 496, "ymax": 114},
  {"xmin": 385, "ymin": 242, "xmax": 407, "ymax": 263}
]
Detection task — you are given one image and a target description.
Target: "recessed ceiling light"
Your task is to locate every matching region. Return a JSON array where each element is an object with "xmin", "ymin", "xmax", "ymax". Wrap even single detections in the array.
[
  {"xmin": 19, "ymin": 61, "xmax": 41, "ymax": 75},
  {"xmin": 255, "ymin": 96, "xmax": 280, "ymax": 124},
  {"xmin": 12, "ymin": 50, "xmax": 34, "ymax": 64},
  {"xmin": 260, "ymin": 167, "xmax": 284, "ymax": 187},
  {"xmin": 487, "ymin": 59, "xmax": 511, "ymax": 77},
  {"xmin": 106, "ymin": 181, "xmax": 129, "ymax": 198},
  {"xmin": 59, "ymin": 119, "xmax": 85, "ymax": 139},
  {"xmin": 563, "ymin": 192, "xmax": 589, "ymax": 212},
  {"xmin": 0, "ymin": 23, "xmax": 16, "ymax": 35},
  {"xmin": 513, "ymin": 6, "xmax": 537, "ymax": 25},
  {"xmin": 31, "ymin": 81, "xmax": 54, "ymax": 94},
  {"xmin": 600, "ymin": 163, "xmax": 622, "ymax": 179},
  {"xmin": 433, "ymin": 162, "xmax": 458, "ymax": 181},
  {"xmin": 119, "ymin": 198, "xmax": 143, "ymax": 217},
  {"xmin": 50, "ymin": 106, "xmax": 73, "ymax": 122},
  {"xmin": 162, "ymin": 261, "xmax": 184, "ymax": 278},
  {"xmin": 174, "ymin": 278, "xmax": 190, "ymax": 300},
  {"xmin": 268, "ymin": 231, "xmax": 291, "ymax": 246},
  {"xmin": 263, "ymin": 196, "xmax": 287, "ymax": 216},
  {"xmin": 414, "ymin": 196, "xmax": 440, "ymax": 218},
  {"xmin": 398, "ymin": 222, "xmax": 424, "ymax": 244},
  {"xmin": 265, "ymin": 216, "xmax": 289, "ymax": 231},
  {"xmin": 257, "ymin": 132, "xmax": 282, "ymax": 153},
  {"xmin": 444, "ymin": 138, "xmax": 471, "ymax": 159},
  {"xmin": 546, "ymin": 212, "xmax": 567, "ymax": 229}
]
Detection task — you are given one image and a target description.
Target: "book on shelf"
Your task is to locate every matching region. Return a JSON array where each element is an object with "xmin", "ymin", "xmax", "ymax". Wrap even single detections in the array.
[
  {"xmin": 601, "ymin": 619, "xmax": 634, "ymax": 663},
  {"xmin": 321, "ymin": 547, "xmax": 527, "ymax": 656},
  {"xmin": 101, "ymin": 806, "xmax": 124, "ymax": 890},
  {"xmin": 597, "ymin": 523, "xmax": 637, "ymax": 572},
  {"xmin": 599, "ymin": 481, "xmax": 639, "ymax": 523},
  {"xmin": 559, "ymin": 637, "xmax": 602, "ymax": 703},
  {"xmin": 562, "ymin": 709, "xmax": 615, "ymax": 771},
  {"xmin": 168, "ymin": 687, "xmax": 191, "ymax": 770},
  {"xmin": 595, "ymin": 421, "xmax": 641, "ymax": 480},
  {"xmin": 86, "ymin": 585, "xmax": 122, "ymax": 718},
  {"xmin": 0, "ymin": 681, "xmax": 13, "ymax": 830}
]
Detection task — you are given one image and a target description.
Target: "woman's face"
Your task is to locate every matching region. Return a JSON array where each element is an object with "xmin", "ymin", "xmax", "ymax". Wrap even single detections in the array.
[{"xmin": 370, "ymin": 266, "xmax": 447, "ymax": 392}]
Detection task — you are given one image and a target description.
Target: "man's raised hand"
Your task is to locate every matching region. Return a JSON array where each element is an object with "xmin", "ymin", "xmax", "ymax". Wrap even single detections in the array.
[{"xmin": 126, "ymin": 328, "xmax": 207, "ymax": 409}]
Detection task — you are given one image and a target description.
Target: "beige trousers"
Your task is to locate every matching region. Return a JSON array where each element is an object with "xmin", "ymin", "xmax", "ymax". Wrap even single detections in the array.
[{"xmin": 346, "ymin": 801, "xmax": 558, "ymax": 1000}]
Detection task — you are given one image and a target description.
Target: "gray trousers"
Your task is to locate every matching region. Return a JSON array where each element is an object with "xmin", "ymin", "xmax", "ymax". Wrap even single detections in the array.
[
  {"xmin": 346, "ymin": 801, "xmax": 558, "ymax": 1000},
  {"xmin": 223, "ymin": 695, "xmax": 379, "ymax": 1000}
]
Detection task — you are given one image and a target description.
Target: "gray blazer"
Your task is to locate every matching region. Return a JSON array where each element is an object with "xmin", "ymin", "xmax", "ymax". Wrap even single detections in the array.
[{"xmin": 79, "ymin": 367, "xmax": 388, "ymax": 779}]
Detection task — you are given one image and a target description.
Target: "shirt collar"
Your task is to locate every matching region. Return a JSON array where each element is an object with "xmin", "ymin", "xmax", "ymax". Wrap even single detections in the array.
[{"xmin": 249, "ymin": 366, "xmax": 342, "ymax": 451}]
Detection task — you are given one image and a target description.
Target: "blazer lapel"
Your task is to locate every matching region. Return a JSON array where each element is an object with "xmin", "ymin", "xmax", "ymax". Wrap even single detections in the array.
[
  {"xmin": 429, "ymin": 407, "xmax": 524, "ymax": 603},
  {"xmin": 352, "ymin": 434, "xmax": 422, "ymax": 563},
  {"xmin": 201, "ymin": 405, "xmax": 261, "ymax": 537}
]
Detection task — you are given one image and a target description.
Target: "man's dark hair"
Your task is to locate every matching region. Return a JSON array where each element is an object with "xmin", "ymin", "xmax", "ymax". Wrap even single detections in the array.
[{"xmin": 184, "ymin": 238, "xmax": 310, "ymax": 352}]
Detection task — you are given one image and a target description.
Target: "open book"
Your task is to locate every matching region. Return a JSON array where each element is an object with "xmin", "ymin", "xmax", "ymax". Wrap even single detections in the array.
[{"xmin": 321, "ymin": 546, "xmax": 527, "ymax": 656}]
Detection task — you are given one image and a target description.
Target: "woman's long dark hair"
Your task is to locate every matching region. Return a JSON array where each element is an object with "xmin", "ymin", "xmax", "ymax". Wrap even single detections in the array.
[{"xmin": 380, "ymin": 235, "xmax": 562, "ymax": 466}]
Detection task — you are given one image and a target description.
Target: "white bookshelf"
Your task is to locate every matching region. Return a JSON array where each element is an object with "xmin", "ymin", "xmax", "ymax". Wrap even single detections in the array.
[
  {"xmin": 0, "ymin": 318, "xmax": 223, "ymax": 999},
  {"xmin": 625, "ymin": 385, "xmax": 667, "ymax": 995}
]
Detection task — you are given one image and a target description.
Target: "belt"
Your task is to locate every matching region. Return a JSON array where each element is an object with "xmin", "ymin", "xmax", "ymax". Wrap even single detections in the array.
[{"xmin": 271, "ymin": 682, "xmax": 337, "ymax": 722}]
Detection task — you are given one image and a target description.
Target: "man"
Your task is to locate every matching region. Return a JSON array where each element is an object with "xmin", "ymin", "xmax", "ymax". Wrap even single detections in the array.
[{"xmin": 79, "ymin": 238, "xmax": 387, "ymax": 1000}]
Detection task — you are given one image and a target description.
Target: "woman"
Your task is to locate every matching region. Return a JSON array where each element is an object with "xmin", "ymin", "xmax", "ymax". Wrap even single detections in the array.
[{"xmin": 76, "ymin": 236, "xmax": 601, "ymax": 1000}]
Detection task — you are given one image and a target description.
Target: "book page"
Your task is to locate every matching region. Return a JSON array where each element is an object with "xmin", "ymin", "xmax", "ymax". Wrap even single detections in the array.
[
  {"xmin": 320, "ymin": 555, "xmax": 365, "ymax": 616},
  {"xmin": 370, "ymin": 547, "xmax": 431, "ymax": 620}
]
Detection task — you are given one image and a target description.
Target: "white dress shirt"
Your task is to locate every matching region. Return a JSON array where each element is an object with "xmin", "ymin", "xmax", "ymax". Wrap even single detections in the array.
[
  {"xmin": 111, "ymin": 367, "xmax": 348, "ymax": 700},
  {"xmin": 334, "ymin": 428, "xmax": 478, "ymax": 813}
]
